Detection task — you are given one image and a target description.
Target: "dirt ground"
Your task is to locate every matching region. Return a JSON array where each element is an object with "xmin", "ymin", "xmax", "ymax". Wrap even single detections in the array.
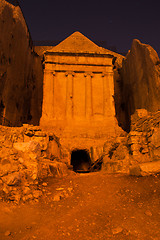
[{"xmin": 0, "ymin": 171, "xmax": 160, "ymax": 240}]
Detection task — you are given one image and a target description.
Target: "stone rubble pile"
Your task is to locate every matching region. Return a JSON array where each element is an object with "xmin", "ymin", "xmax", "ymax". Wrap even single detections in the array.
[
  {"xmin": 102, "ymin": 109, "xmax": 160, "ymax": 175},
  {"xmin": 1, "ymin": 109, "xmax": 160, "ymax": 203},
  {"xmin": 0, "ymin": 125, "xmax": 69, "ymax": 203},
  {"xmin": 128, "ymin": 110, "xmax": 160, "ymax": 176}
]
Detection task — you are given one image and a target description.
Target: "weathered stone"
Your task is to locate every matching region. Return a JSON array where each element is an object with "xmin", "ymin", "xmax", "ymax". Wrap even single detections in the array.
[
  {"xmin": 141, "ymin": 148, "xmax": 149, "ymax": 154},
  {"xmin": 23, "ymin": 186, "xmax": 31, "ymax": 195},
  {"xmin": 40, "ymin": 31, "xmax": 120, "ymax": 142},
  {"xmin": 42, "ymin": 182, "xmax": 47, "ymax": 187},
  {"xmin": 38, "ymin": 160, "xmax": 69, "ymax": 179},
  {"xmin": 150, "ymin": 128, "xmax": 160, "ymax": 148},
  {"xmin": 129, "ymin": 136, "xmax": 141, "ymax": 144},
  {"xmin": 130, "ymin": 160, "xmax": 160, "ymax": 176},
  {"xmin": 47, "ymin": 140, "xmax": 61, "ymax": 160},
  {"xmin": 129, "ymin": 165, "xmax": 141, "ymax": 176},
  {"xmin": 102, "ymin": 159, "xmax": 127, "ymax": 173},
  {"xmin": 4, "ymin": 230, "xmax": 11, "ymax": 236},
  {"xmin": 24, "ymin": 131, "xmax": 34, "ymax": 137},
  {"xmin": 121, "ymin": 39, "xmax": 160, "ymax": 129},
  {"xmin": 111, "ymin": 144, "xmax": 129, "ymax": 161},
  {"xmin": 53, "ymin": 193, "xmax": 61, "ymax": 201},
  {"xmin": 34, "ymin": 131, "xmax": 46, "ymax": 137},
  {"xmin": 2, "ymin": 172, "xmax": 21, "ymax": 186},
  {"xmin": 129, "ymin": 131, "xmax": 142, "ymax": 136},
  {"xmin": 13, "ymin": 193, "xmax": 21, "ymax": 203},
  {"xmin": 32, "ymin": 190, "xmax": 42, "ymax": 199},
  {"xmin": 37, "ymin": 161, "xmax": 51, "ymax": 179},
  {"xmin": 0, "ymin": 0, "xmax": 43, "ymax": 126},
  {"xmin": 14, "ymin": 141, "xmax": 41, "ymax": 159},
  {"xmin": 22, "ymin": 194, "xmax": 33, "ymax": 201},
  {"xmin": 112, "ymin": 227, "xmax": 123, "ymax": 235},
  {"xmin": 136, "ymin": 109, "xmax": 149, "ymax": 118},
  {"xmin": 152, "ymin": 148, "xmax": 160, "ymax": 158},
  {"xmin": 145, "ymin": 210, "xmax": 152, "ymax": 216},
  {"xmin": 0, "ymin": 163, "xmax": 14, "ymax": 177},
  {"xmin": 31, "ymin": 136, "xmax": 48, "ymax": 151},
  {"xmin": 49, "ymin": 161, "xmax": 69, "ymax": 177}
]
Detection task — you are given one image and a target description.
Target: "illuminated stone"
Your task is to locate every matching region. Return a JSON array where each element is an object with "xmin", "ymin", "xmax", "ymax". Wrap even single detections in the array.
[{"xmin": 40, "ymin": 32, "xmax": 118, "ymax": 138}]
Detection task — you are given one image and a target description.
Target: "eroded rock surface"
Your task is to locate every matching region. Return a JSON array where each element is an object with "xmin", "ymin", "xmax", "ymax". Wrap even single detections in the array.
[
  {"xmin": 121, "ymin": 39, "xmax": 160, "ymax": 130},
  {"xmin": 0, "ymin": 0, "xmax": 43, "ymax": 126},
  {"xmin": 0, "ymin": 125, "xmax": 69, "ymax": 203}
]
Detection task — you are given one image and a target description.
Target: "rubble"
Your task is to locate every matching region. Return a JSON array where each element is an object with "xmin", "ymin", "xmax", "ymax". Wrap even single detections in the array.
[{"xmin": 0, "ymin": 124, "xmax": 69, "ymax": 203}]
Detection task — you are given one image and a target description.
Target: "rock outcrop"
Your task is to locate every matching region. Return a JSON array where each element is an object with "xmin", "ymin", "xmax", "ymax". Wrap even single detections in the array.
[
  {"xmin": 0, "ymin": 125, "xmax": 69, "ymax": 203},
  {"xmin": 0, "ymin": 0, "xmax": 43, "ymax": 126},
  {"xmin": 121, "ymin": 39, "xmax": 160, "ymax": 130}
]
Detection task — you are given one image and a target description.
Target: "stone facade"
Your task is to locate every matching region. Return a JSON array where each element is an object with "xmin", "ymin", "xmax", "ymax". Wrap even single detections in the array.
[{"xmin": 40, "ymin": 32, "xmax": 118, "ymax": 138}]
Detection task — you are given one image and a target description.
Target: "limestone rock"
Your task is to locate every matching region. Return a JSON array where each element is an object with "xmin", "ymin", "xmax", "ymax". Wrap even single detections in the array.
[
  {"xmin": 53, "ymin": 193, "xmax": 61, "ymax": 201},
  {"xmin": 0, "ymin": 0, "xmax": 43, "ymax": 126},
  {"xmin": 32, "ymin": 190, "xmax": 42, "ymax": 199},
  {"xmin": 49, "ymin": 161, "xmax": 69, "ymax": 177},
  {"xmin": 38, "ymin": 160, "xmax": 69, "ymax": 179},
  {"xmin": 13, "ymin": 141, "xmax": 41, "ymax": 159},
  {"xmin": 121, "ymin": 39, "xmax": 160, "ymax": 129},
  {"xmin": 2, "ymin": 172, "xmax": 21, "ymax": 186},
  {"xmin": 0, "ymin": 162, "xmax": 19, "ymax": 177},
  {"xmin": 112, "ymin": 227, "xmax": 123, "ymax": 235},
  {"xmin": 47, "ymin": 139, "xmax": 61, "ymax": 160},
  {"xmin": 111, "ymin": 144, "xmax": 129, "ymax": 161},
  {"xmin": 145, "ymin": 210, "xmax": 152, "ymax": 216},
  {"xmin": 4, "ymin": 230, "xmax": 11, "ymax": 236},
  {"xmin": 130, "ymin": 160, "xmax": 160, "ymax": 176},
  {"xmin": 150, "ymin": 128, "xmax": 160, "ymax": 148}
]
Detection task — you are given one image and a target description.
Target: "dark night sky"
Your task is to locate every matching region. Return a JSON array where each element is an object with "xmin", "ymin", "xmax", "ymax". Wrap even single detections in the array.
[{"xmin": 18, "ymin": 0, "xmax": 160, "ymax": 55}]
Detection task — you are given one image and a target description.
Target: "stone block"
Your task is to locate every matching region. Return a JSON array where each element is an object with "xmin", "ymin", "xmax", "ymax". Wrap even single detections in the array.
[
  {"xmin": 47, "ymin": 140, "xmax": 61, "ymax": 159},
  {"xmin": 130, "ymin": 160, "xmax": 160, "ymax": 176},
  {"xmin": 2, "ymin": 172, "xmax": 21, "ymax": 186},
  {"xmin": 129, "ymin": 131, "xmax": 142, "ymax": 136},
  {"xmin": 150, "ymin": 128, "xmax": 160, "ymax": 148},
  {"xmin": 38, "ymin": 160, "xmax": 69, "ymax": 179},
  {"xmin": 102, "ymin": 160, "xmax": 124, "ymax": 173},
  {"xmin": 13, "ymin": 141, "xmax": 41, "ymax": 159},
  {"xmin": 49, "ymin": 161, "xmax": 69, "ymax": 177}
]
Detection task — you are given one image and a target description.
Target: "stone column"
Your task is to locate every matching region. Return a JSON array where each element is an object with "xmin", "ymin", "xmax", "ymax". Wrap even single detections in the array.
[
  {"xmin": 108, "ymin": 71, "xmax": 115, "ymax": 117},
  {"xmin": 41, "ymin": 70, "xmax": 55, "ymax": 120},
  {"xmin": 102, "ymin": 73, "xmax": 107, "ymax": 117},
  {"xmin": 84, "ymin": 72, "xmax": 92, "ymax": 119},
  {"xmin": 66, "ymin": 72, "xmax": 74, "ymax": 119},
  {"xmin": 103, "ymin": 71, "xmax": 115, "ymax": 117}
]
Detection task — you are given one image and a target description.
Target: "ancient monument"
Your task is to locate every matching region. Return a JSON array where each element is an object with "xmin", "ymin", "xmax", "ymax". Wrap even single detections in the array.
[
  {"xmin": 1, "ymin": 0, "xmax": 160, "ymax": 203},
  {"xmin": 40, "ymin": 32, "xmax": 117, "ymax": 136}
]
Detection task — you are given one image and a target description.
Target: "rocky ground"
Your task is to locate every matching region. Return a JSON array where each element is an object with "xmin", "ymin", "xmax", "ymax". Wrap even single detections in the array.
[{"xmin": 1, "ymin": 171, "xmax": 160, "ymax": 240}]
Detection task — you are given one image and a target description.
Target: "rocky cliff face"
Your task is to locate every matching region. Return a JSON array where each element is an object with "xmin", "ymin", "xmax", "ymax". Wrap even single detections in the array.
[
  {"xmin": 121, "ymin": 39, "xmax": 160, "ymax": 130},
  {"xmin": 0, "ymin": 0, "xmax": 43, "ymax": 126}
]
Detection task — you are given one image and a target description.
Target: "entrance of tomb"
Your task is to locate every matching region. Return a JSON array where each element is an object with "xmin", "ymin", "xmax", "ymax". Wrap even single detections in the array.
[{"xmin": 71, "ymin": 149, "xmax": 91, "ymax": 172}]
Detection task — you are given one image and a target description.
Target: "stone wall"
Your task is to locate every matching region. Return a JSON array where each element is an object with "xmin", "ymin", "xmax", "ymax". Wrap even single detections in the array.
[{"xmin": 0, "ymin": 0, "xmax": 43, "ymax": 126}]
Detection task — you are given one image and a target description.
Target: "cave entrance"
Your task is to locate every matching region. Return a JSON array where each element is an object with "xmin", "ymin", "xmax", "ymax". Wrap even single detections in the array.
[{"xmin": 71, "ymin": 149, "xmax": 91, "ymax": 173}]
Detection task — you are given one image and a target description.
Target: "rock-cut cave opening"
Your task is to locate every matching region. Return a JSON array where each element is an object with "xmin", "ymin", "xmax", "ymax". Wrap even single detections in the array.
[{"xmin": 71, "ymin": 149, "xmax": 91, "ymax": 172}]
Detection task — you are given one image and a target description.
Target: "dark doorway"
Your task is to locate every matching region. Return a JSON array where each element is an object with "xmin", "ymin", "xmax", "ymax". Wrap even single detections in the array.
[{"xmin": 71, "ymin": 149, "xmax": 91, "ymax": 172}]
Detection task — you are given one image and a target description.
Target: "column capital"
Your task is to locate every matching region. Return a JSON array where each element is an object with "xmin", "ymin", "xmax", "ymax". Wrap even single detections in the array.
[
  {"xmin": 67, "ymin": 71, "xmax": 75, "ymax": 77},
  {"xmin": 52, "ymin": 71, "xmax": 56, "ymax": 76},
  {"xmin": 84, "ymin": 72, "xmax": 88, "ymax": 77},
  {"xmin": 102, "ymin": 72, "xmax": 107, "ymax": 77},
  {"xmin": 86, "ymin": 72, "xmax": 94, "ymax": 77}
]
